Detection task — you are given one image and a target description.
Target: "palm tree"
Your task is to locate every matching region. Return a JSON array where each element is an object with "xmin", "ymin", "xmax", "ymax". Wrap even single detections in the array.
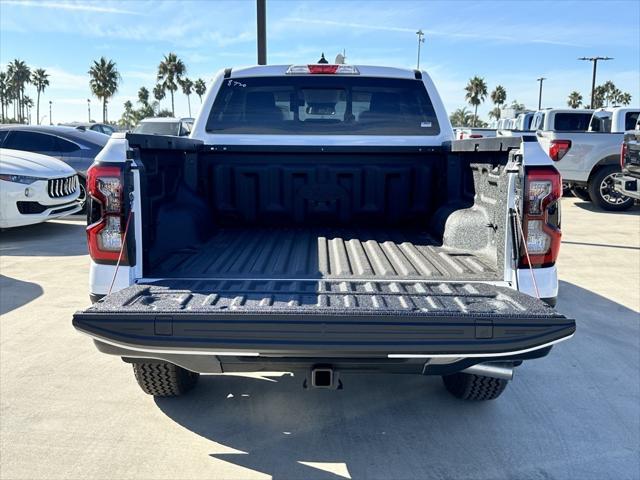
[
  {"xmin": 88, "ymin": 57, "xmax": 121, "ymax": 122},
  {"xmin": 194, "ymin": 78, "xmax": 206, "ymax": 104},
  {"xmin": 121, "ymin": 100, "xmax": 135, "ymax": 130},
  {"xmin": 0, "ymin": 71, "xmax": 7, "ymax": 122},
  {"xmin": 31, "ymin": 68, "xmax": 49, "ymax": 125},
  {"xmin": 180, "ymin": 77, "xmax": 193, "ymax": 117},
  {"xmin": 157, "ymin": 53, "xmax": 186, "ymax": 116},
  {"xmin": 490, "ymin": 85, "xmax": 506, "ymax": 119},
  {"xmin": 592, "ymin": 85, "xmax": 607, "ymax": 109},
  {"xmin": 488, "ymin": 107, "xmax": 501, "ymax": 120},
  {"xmin": 7, "ymin": 59, "xmax": 31, "ymax": 123},
  {"xmin": 153, "ymin": 84, "xmax": 165, "ymax": 112},
  {"xmin": 602, "ymin": 80, "xmax": 617, "ymax": 106},
  {"xmin": 619, "ymin": 92, "xmax": 632, "ymax": 106},
  {"xmin": 567, "ymin": 91, "xmax": 583, "ymax": 109},
  {"xmin": 138, "ymin": 86, "xmax": 150, "ymax": 106},
  {"xmin": 23, "ymin": 95, "xmax": 34, "ymax": 124},
  {"xmin": 449, "ymin": 107, "xmax": 474, "ymax": 127},
  {"xmin": 464, "ymin": 76, "xmax": 488, "ymax": 127}
]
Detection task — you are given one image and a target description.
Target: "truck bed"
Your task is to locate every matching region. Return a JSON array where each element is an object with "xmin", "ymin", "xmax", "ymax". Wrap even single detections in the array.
[{"xmin": 151, "ymin": 227, "xmax": 499, "ymax": 281}]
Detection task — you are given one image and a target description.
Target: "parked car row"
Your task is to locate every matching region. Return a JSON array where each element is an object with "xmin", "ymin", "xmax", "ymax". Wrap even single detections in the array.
[
  {"xmin": 59, "ymin": 122, "xmax": 118, "ymax": 136},
  {"xmin": 456, "ymin": 106, "xmax": 639, "ymax": 211},
  {"xmin": 537, "ymin": 107, "xmax": 639, "ymax": 210}
]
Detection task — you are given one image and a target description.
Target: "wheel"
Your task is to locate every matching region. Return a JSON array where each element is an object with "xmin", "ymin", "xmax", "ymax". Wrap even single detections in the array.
[
  {"xmin": 570, "ymin": 186, "xmax": 591, "ymax": 202},
  {"xmin": 588, "ymin": 165, "xmax": 634, "ymax": 211},
  {"xmin": 442, "ymin": 372, "xmax": 508, "ymax": 401},
  {"xmin": 132, "ymin": 361, "xmax": 199, "ymax": 397}
]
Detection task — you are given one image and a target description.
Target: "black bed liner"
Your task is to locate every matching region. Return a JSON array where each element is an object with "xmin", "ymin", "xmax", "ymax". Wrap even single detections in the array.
[
  {"xmin": 152, "ymin": 228, "xmax": 499, "ymax": 281},
  {"xmin": 74, "ymin": 281, "xmax": 575, "ymax": 356}
]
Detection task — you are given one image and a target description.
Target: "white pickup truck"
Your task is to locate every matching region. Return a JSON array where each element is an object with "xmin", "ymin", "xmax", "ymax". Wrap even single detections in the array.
[
  {"xmin": 536, "ymin": 107, "xmax": 639, "ymax": 210},
  {"xmin": 616, "ymin": 118, "xmax": 640, "ymax": 200},
  {"xmin": 73, "ymin": 64, "xmax": 575, "ymax": 402}
]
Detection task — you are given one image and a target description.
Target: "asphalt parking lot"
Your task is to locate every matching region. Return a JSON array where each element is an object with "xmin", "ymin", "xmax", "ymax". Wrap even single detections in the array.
[{"xmin": 1, "ymin": 197, "xmax": 638, "ymax": 480}]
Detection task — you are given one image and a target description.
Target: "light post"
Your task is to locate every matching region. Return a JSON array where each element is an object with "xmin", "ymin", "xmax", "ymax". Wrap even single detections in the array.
[
  {"xmin": 536, "ymin": 77, "xmax": 546, "ymax": 110},
  {"xmin": 416, "ymin": 29, "xmax": 425, "ymax": 69},
  {"xmin": 256, "ymin": 0, "xmax": 267, "ymax": 65},
  {"xmin": 87, "ymin": 99, "xmax": 91, "ymax": 122},
  {"xmin": 49, "ymin": 101, "xmax": 52, "ymax": 125},
  {"xmin": 578, "ymin": 56, "xmax": 613, "ymax": 108}
]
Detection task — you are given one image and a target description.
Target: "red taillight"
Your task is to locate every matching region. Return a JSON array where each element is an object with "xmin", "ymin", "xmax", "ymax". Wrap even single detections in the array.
[
  {"xmin": 621, "ymin": 141, "xmax": 627, "ymax": 170},
  {"xmin": 548, "ymin": 139, "xmax": 571, "ymax": 162},
  {"xmin": 469, "ymin": 134, "xmax": 483, "ymax": 139},
  {"xmin": 286, "ymin": 64, "xmax": 360, "ymax": 75},
  {"xmin": 308, "ymin": 64, "xmax": 339, "ymax": 74},
  {"xmin": 86, "ymin": 164, "xmax": 127, "ymax": 264},
  {"xmin": 519, "ymin": 167, "xmax": 562, "ymax": 268}
]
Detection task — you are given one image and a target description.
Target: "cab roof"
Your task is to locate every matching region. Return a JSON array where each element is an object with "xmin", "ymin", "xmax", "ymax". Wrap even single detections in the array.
[{"xmin": 228, "ymin": 64, "xmax": 421, "ymax": 80}]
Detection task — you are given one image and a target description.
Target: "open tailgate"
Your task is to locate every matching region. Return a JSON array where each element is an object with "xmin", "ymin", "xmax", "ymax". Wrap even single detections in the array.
[{"xmin": 73, "ymin": 280, "xmax": 575, "ymax": 357}]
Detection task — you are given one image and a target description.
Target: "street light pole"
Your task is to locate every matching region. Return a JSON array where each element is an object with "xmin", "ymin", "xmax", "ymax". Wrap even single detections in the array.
[
  {"xmin": 49, "ymin": 101, "xmax": 52, "ymax": 125},
  {"xmin": 578, "ymin": 56, "xmax": 613, "ymax": 108},
  {"xmin": 416, "ymin": 29, "xmax": 425, "ymax": 69},
  {"xmin": 536, "ymin": 77, "xmax": 546, "ymax": 110},
  {"xmin": 87, "ymin": 99, "xmax": 91, "ymax": 122},
  {"xmin": 256, "ymin": 0, "xmax": 267, "ymax": 65}
]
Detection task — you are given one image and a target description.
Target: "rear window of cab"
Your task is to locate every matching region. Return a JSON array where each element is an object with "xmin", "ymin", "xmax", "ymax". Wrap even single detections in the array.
[{"xmin": 206, "ymin": 76, "xmax": 440, "ymax": 136}]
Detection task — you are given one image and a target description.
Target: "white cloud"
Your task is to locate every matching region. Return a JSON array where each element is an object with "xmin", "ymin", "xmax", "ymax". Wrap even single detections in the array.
[
  {"xmin": 2, "ymin": 0, "xmax": 141, "ymax": 15},
  {"xmin": 43, "ymin": 66, "xmax": 87, "ymax": 91},
  {"xmin": 280, "ymin": 17, "xmax": 585, "ymax": 48}
]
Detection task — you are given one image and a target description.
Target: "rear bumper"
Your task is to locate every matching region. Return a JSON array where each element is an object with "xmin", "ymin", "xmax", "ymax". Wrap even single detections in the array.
[
  {"xmin": 96, "ymin": 337, "xmax": 556, "ymax": 375},
  {"xmin": 614, "ymin": 175, "xmax": 640, "ymax": 200}
]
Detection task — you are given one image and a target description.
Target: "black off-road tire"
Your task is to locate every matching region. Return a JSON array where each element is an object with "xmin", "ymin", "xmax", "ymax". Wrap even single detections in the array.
[
  {"xmin": 132, "ymin": 362, "xmax": 199, "ymax": 397},
  {"xmin": 588, "ymin": 165, "xmax": 634, "ymax": 211},
  {"xmin": 442, "ymin": 372, "xmax": 509, "ymax": 401}
]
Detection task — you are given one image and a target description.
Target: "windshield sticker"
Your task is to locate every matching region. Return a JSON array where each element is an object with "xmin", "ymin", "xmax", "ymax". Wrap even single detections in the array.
[
  {"xmin": 227, "ymin": 80, "xmax": 247, "ymax": 88},
  {"xmin": 421, "ymin": 121, "xmax": 432, "ymax": 128}
]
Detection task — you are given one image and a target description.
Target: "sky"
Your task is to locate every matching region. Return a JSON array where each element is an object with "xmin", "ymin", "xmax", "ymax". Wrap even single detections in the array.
[{"xmin": 1, "ymin": 0, "xmax": 639, "ymax": 124}]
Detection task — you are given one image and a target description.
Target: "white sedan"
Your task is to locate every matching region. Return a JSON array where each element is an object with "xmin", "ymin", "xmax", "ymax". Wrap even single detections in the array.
[{"xmin": 0, "ymin": 148, "xmax": 82, "ymax": 229}]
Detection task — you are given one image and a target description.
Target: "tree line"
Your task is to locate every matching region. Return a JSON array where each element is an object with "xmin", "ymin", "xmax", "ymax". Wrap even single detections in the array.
[
  {"xmin": 88, "ymin": 53, "xmax": 207, "ymax": 127},
  {"xmin": 451, "ymin": 76, "xmax": 633, "ymax": 128},
  {"xmin": 0, "ymin": 60, "xmax": 50, "ymax": 124},
  {"xmin": 0, "ymin": 53, "xmax": 206, "ymax": 126}
]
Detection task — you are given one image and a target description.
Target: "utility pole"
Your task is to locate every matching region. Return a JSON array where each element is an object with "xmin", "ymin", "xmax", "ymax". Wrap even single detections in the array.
[
  {"xmin": 49, "ymin": 101, "xmax": 52, "ymax": 125},
  {"xmin": 416, "ymin": 29, "xmax": 425, "ymax": 69},
  {"xmin": 578, "ymin": 56, "xmax": 612, "ymax": 108},
  {"xmin": 87, "ymin": 99, "xmax": 91, "ymax": 122},
  {"xmin": 256, "ymin": 0, "xmax": 267, "ymax": 65},
  {"xmin": 536, "ymin": 77, "xmax": 546, "ymax": 110}
]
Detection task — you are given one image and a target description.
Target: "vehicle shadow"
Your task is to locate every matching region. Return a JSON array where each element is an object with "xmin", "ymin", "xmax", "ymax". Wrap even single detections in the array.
[
  {"xmin": 0, "ymin": 219, "xmax": 87, "ymax": 256},
  {"xmin": 154, "ymin": 281, "xmax": 639, "ymax": 480},
  {"xmin": 0, "ymin": 274, "xmax": 44, "ymax": 315},
  {"xmin": 573, "ymin": 201, "xmax": 640, "ymax": 215}
]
